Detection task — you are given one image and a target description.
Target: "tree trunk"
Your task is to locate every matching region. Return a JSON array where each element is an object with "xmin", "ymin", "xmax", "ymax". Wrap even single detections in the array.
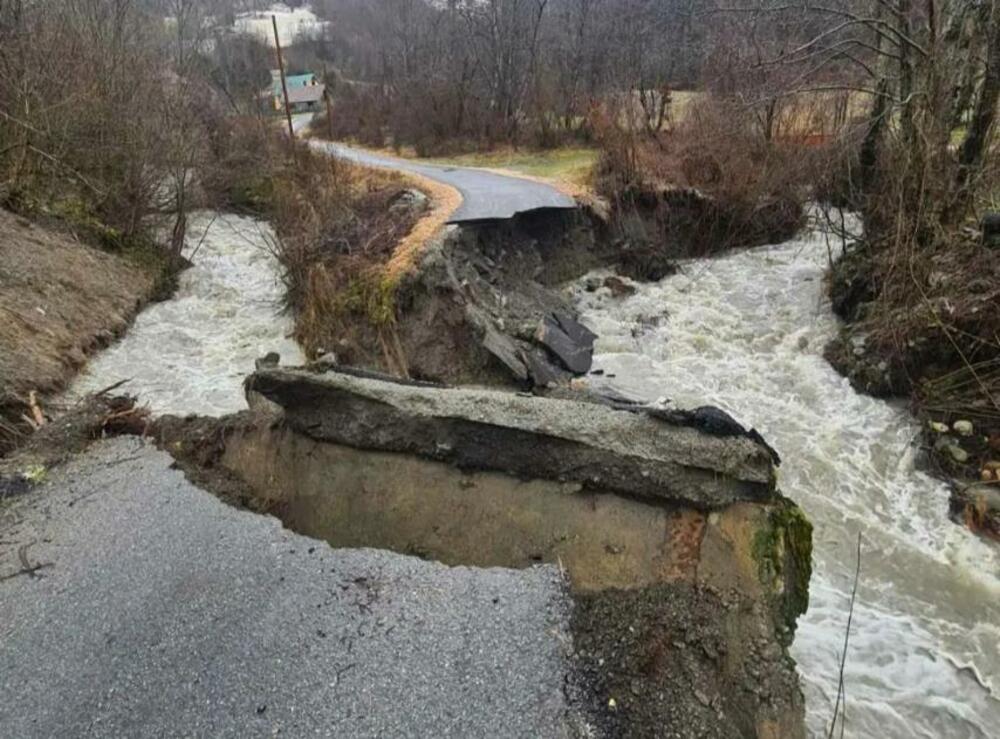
[{"xmin": 946, "ymin": 8, "xmax": 1000, "ymax": 222}]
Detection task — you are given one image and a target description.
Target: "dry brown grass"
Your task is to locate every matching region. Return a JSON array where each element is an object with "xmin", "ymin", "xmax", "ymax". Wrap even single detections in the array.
[
  {"xmin": 591, "ymin": 96, "xmax": 813, "ymax": 257},
  {"xmin": 207, "ymin": 120, "xmax": 460, "ymax": 373},
  {"xmin": 383, "ymin": 172, "xmax": 460, "ymax": 282}
]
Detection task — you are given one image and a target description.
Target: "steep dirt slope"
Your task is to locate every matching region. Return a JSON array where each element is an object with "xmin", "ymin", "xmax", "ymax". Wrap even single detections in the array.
[{"xmin": 0, "ymin": 209, "xmax": 154, "ymax": 452}]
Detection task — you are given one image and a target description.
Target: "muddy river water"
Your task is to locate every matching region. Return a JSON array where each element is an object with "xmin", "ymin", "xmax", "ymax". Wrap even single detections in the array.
[
  {"xmin": 68, "ymin": 212, "xmax": 304, "ymax": 413},
  {"xmin": 67, "ymin": 205, "xmax": 998, "ymax": 736},
  {"xmin": 571, "ymin": 214, "xmax": 1000, "ymax": 738}
]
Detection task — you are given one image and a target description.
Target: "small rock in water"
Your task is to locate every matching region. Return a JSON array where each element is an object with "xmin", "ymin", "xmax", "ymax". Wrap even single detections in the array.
[
  {"xmin": 604, "ymin": 276, "xmax": 637, "ymax": 298},
  {"xmin": 314, "ymin": 352, "xmax": 339, "ymax": 369},
  {"xmin": 947, "ymin": 445, "xmax": 970, "ymax": 464},
  {"xmin": 934, "ymin": 435, "xmax": 955, "ymax": 451},
  {"xmin": 952, "ymin": 483, "xmax": 1000, "ymax": 539},
  {"xmin": 929, "ymin": 421, "xmax": 950, "ymax": 433},
  {"xmin": 255, "ymin": 352, "xmax": 280, "ymax": 370},
  {"xmin": 953, "ymin": 419, "xmax": 974, "ymax": 437}
]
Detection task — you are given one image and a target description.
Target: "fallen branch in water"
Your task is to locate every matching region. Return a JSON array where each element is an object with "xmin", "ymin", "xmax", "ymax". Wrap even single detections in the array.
[{"xmin": 94, "ymin": 379, "xmax": 131, "ymax": 397}]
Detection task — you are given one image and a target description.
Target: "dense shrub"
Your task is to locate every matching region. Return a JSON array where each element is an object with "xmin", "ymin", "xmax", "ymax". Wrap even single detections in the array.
[
  {"xmin": 592, "ymin": 96, "xmax": 814, "ymax": 258},
  {"xmin": 203, "ymin": 118, "xmax": 420, "ymax": 363}
]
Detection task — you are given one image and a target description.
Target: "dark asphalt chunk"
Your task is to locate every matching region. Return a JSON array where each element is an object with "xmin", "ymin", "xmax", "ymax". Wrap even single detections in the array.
[
  {"xmin": 646, "ymin": 405, "xmax": 782, "ymax": 467},
  {"xmin": 535, "ymin": 315, "xmax": 595, "ymax": 374}
]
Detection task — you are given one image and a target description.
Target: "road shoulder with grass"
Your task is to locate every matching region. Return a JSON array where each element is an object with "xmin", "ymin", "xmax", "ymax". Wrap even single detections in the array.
[{"xmin": 310, "ymin": 140, "xmax": 578, "ymax": 223}]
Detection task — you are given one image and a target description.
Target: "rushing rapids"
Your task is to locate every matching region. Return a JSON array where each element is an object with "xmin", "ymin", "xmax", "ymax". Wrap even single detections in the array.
[
  {"xmin": 67, "ymin": 212, "xmax": 304, "ymax": 415},
  {"xmin": 571, "ymin": 214, "xmax": 1000, "ymax": 738}
]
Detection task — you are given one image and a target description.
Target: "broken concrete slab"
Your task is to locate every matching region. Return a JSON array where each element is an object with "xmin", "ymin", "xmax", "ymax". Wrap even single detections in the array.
[
  {"xmin": 246, "ymin": 367, "xmax": 777, "ymax": 509},
  {"xmin": 535, "ymin": 314, "xmax": 595, "ymax": 374},
  {"xmin": 482, "ymin": 326, "xmax": 529, "ymax": 381},
  {"xmin": 554, "ymin": 310, "xmax": 599, "ymax": 347},
  {"xmin": 328, "ymin": 210, "xmax": 612, "ymax": 389},
  {"xmin": 520, "ymin": 345, "xmax": 572, "ymax": 388}
]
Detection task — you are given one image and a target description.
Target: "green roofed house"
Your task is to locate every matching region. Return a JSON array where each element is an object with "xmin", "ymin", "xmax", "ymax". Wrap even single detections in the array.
[{"xmin": 269, "ymin": 70, "xmax": 325, "ymax": 112}]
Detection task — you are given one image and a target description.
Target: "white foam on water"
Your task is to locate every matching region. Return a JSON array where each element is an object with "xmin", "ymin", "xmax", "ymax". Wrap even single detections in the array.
[
  {"xmin": 570, "ymin": 215, "xmax": 1000, "ymax": 738},
  {"xmin": 67, "ymin": 212, "xmax": 304, "ymax": 416}
]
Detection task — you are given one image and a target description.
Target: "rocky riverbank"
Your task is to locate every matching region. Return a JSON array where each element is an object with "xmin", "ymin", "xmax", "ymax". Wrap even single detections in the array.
[{"xmin": 826, "ymin": 232, "xmax": 1000, "ymax": 540}]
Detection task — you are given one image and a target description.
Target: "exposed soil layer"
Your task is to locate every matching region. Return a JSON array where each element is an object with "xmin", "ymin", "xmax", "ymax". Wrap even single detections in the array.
[
  {"xmin": 570, "ymin": 584, "xmax": 804, "ymax": 739},
  {"xmin": 148, "ymin": 411, "xmax": 806, "ymax": 738},
  {"xmin": 612, "ymin": 188, "xmax": 805, "ymax": 273},
  {"xmin": 325, "ymin": 207, "xmax": 612, "ymax": 386},
  {"xmin": 0, "ymin": 209, "xmax": 165, "ymax": 455},
  {"xmin": 150, "ymin": 409, "xmax": 283, "ymax": 511}
]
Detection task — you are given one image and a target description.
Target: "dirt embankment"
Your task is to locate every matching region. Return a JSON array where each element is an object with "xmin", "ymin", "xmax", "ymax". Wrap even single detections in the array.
[
  {"xmin": 304, "ymin": 180, "xmax": 805, "ymax": 392},
  {"xmin": 826, "ymin": 232, "xmax": 1000, "ymax": 539},
  {"xmin": 0, "ymin": 209, "xmax": 164, "ymax": 455}
]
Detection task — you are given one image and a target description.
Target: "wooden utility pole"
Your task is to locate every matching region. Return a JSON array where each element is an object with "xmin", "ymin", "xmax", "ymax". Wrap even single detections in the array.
[
  {"xmin": 323, "ymin": 63, "xmax": 334, "ymax": 139},
  {"xmin": 272, "ymin": 14, "xmax": 296, "ymax": 151}
]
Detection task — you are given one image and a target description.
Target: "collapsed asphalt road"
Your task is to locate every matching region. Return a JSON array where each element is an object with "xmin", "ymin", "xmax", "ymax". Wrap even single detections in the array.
[
  {"xmin": 0, "ymin": 438, "xmax": 584, "ymax": 738},
  {"xmin": 310, "ymin": 140, "xmax": 577, "ymax": 223}
]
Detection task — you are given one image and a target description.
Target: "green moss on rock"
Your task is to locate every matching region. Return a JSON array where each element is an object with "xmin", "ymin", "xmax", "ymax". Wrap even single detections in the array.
[{"xmin": 753, "ymin": 499, "xmax": 813, "ymax": 642}]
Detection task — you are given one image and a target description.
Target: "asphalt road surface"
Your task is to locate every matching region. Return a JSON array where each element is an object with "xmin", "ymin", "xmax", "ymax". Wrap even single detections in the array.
[
  {"xmin": 309, "ymin": 140, "xmax": 577, "ymax": 223},
  {"xmin": 0, "ymin": 438, "xmax": 585, "ymax": 738}
]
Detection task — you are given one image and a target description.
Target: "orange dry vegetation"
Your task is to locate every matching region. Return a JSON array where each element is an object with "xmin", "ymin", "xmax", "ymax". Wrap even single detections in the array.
[{"xmin": 384, "ymin": 172, "xmax": 460, "ymax": 281}]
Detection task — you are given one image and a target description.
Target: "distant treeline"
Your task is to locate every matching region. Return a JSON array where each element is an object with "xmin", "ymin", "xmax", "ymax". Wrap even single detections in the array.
[{"xmin": 298, "ymin": 0, "xmax": 716, "ymax": 151}]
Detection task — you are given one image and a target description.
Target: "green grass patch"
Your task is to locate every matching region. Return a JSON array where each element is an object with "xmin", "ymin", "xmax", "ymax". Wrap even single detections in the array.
[{"xmin": 427, "ymin": 147, "xmax": 598, "ymax": 186}]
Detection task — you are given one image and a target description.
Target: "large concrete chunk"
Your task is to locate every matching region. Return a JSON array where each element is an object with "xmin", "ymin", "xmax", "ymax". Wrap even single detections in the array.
[{"xmin": 246, "ymin": 368, "xmax": 777, "ymax": 509}]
